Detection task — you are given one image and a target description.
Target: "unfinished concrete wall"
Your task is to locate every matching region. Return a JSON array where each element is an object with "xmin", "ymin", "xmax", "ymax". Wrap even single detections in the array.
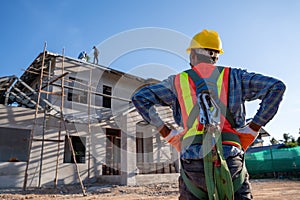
[
  {"xmin": 0, "ymin": 105, "xmax": 106, "ymax": 188},
  {"xmin": 0, "ymin": 104, "xmax": 178, "ymax": 188},
  {"xmin": 51, "ymin": 57, "xmax": 102, "ymax": 117},
  {"xmin": 0, "ymin": 105, "xmax": 42, "ymax": 188},
  {"xmin": 51, "ymin": 56, "xmax": 144, "ymax": 119}
]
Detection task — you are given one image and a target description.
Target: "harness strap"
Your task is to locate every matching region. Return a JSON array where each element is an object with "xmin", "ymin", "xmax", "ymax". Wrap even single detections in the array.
[
  {"xmin": 202, "ymin": 129, "xmax": 220, "ymax": 199},
  {"xmin": 179, "ymin": 65, "xmax": 246, "ymax": 198},
  {"xmin": 181, "ymin": 132, "xmax": 241, "ymax": 149},
  {"xmin": 180, "ymin": 150, "xmax": 247, "ymax": 199},
  {"xmin": 185, "ymin": 67, "xmax": 236, "ymax": 128}
]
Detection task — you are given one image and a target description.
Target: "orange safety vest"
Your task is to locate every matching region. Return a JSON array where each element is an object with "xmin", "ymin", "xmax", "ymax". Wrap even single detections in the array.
[{"xmin": 174, "ymin": 63, "xmax": 243, "ymax": 149}]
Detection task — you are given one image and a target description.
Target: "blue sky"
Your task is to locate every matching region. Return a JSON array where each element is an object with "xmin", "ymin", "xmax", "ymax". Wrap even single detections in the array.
[{"xmin": 1, "ymin": 0, "xmax": 300, "ymax": 141}]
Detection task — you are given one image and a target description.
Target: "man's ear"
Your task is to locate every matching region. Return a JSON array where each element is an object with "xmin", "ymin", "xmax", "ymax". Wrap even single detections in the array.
[{"xmin": 190, "ymin": 50, "xmax": 196, "ymax": 64}]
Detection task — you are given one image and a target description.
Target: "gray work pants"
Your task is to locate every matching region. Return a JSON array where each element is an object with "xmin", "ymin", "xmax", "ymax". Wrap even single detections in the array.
[{"xmin": 179, "ymin": 153, "xmax": 253, "ymax": 200}]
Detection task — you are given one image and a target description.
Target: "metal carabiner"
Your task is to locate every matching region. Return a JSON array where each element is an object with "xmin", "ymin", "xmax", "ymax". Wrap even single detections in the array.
[{"xmin": 198, "ymin": 93, "xmax": 220, "ymax": 126}]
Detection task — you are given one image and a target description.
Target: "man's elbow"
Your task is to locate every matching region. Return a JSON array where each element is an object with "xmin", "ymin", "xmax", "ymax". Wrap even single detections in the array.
[
  {"xmin": 276, "ymin": 81, "xmax": 286, "ymax": 95},
  {"xmin": 131, "ymin": 92, "xmax": 139, "ymax": 106},
  {"xmin": 131, "ymin": 90, "xmax": 145, "ymax": 107}
]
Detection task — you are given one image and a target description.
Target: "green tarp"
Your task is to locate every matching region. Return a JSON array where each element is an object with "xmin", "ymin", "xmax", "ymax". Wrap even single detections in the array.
[{"xmin": 245, "ymin": 146, "xmax": 300, "ymax": 174}]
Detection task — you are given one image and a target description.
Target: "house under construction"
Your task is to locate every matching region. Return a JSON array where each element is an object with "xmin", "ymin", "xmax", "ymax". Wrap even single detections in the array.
[{"xmin": 0, "ymin": 49, "xmax": 179, "ymax": 189}]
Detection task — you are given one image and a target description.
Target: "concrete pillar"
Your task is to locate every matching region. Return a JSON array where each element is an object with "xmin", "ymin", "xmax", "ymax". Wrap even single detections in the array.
[{"xmin": 120, "ymin": 112, "xmax": 137, "ymax": 185}]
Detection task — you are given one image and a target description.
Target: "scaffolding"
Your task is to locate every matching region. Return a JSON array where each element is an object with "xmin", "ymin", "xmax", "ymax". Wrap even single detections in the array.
[
  {"xmin": 0, "ymin": 44, "xmax": 179, "ymax": 190},
  {"xmin": 21, "ymin": 44, "xmax": 87, "ymax": 195},
  {"xmin": 0, "ymin": 43, "xmax": 137, "ymax": 194}
]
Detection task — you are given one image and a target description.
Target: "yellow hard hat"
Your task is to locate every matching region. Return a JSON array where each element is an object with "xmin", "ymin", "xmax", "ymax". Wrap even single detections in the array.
[{"xmin": 187, "ymin": 29, "xmax": 224, "ymax": 54}]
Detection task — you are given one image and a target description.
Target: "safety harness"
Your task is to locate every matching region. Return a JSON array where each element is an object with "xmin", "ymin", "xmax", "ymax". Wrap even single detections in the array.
[{"xmin": 174, "ymin": 63, "xmax": 246, "ymax": 199}]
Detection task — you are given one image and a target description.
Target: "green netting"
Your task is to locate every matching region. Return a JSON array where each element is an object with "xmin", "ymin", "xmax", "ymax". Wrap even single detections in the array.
[{"xmin": 245, "ymin": 146, "xmax": 300, "ymax": 174}]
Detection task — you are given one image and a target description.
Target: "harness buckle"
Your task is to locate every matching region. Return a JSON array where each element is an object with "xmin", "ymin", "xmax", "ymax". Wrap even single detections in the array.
[{"xmin": 198, "ymin": 93, "xmax": 220, "ymax": 127}]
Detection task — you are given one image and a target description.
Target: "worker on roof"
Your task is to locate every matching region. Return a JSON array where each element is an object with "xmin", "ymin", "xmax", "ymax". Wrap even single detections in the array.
[
  {"xmin": 78, "ymin": 51, "xmax": 88, "ymax": 62},
  {"xmin": 131, "ymin": 29, "xmax": 286, "ymax": 199},
  {"xmin": 93, "ymin": 46, "xmax": 100, "ymax": 65}
]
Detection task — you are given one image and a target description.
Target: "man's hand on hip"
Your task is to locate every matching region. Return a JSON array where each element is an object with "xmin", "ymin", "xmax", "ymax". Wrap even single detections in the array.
[{"xmin": 163, "ymin": 129, "xmax": 184, "ymax": 152}]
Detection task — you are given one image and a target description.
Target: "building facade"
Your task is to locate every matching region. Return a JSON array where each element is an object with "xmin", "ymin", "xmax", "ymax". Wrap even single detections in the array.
[{"xmin": 0, "ymin": 52, "xmax": 179, "ymax": 188}]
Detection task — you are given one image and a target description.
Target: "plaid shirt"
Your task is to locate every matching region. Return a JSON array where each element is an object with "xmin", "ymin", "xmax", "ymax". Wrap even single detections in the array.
[{"xmin": 132, "ymin": 65, "xmax": 286, "ymax": 159}]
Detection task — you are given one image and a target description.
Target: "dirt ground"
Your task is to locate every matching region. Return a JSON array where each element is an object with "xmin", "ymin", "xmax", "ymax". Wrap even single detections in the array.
[{"xmin": 1, "ymin": 179, "xmax": 300, "ymax": 200}]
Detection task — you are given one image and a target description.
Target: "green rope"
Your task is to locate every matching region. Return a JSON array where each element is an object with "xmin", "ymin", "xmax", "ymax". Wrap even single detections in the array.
[
  {"xmin": 203, "ymin": 128, "xmax": 218, "ymax": 199},
  {"xmin": 181, "ymin": 128, "xmax": 246, "ymax": 199},
  {"xmin": 203, "ymin": 127, "xmax": 234, "ymax": 200},
  {"xmin": 214, "ymin": 127, "xmax": 234, "ymax": 199}
]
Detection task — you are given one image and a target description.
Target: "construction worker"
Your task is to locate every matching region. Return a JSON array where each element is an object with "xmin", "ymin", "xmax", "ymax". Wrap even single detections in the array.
[
  {"xmin": 93, "ymin": 46, "xmax": 99, "ymax": 64},
  {"xmin": 78, "ymin": 51, "xmax": 88, "ymax": 62},
  {"xmin": 131, "ymin": 29, "xmax": 286, "ymax": 199}
]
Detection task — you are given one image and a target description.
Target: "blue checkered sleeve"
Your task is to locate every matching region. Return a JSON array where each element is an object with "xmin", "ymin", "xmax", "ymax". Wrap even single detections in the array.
[
  {"xmin": 131, "ymin": 75, "xmax": 180, "ymax": 128},
  {"xmin": 229, "ymin": 68, "xmax": 286, "ymax": 127}
]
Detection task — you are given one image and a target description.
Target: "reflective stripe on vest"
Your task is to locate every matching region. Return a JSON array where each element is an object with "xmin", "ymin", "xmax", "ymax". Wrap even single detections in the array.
[
  {"xmin": 174, "ymin": 63, "xmax": 241, "ymax": 148},
  {"xmin": 175, "ymin": 71, "xmax": 203, "ymax": 139}
]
